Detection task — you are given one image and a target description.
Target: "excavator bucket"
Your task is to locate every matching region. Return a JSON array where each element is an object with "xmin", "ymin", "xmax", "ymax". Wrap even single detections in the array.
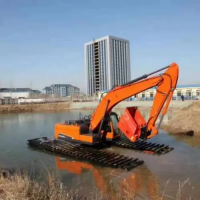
[{"xmin": 118, "ymin": 107, "xmax": 146, "ymax": 142}]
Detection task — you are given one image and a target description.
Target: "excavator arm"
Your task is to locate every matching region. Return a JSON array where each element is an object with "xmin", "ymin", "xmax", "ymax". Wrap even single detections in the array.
[{"xmin": 90, "ymin": 63, "xmax": 179, "ymax": 141}]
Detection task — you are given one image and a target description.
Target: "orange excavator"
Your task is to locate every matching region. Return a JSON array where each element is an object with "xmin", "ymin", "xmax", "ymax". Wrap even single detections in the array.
[
  {"xmin": 55, "ymin": 62, "xmax": 179, "ymax": 145},
  {"xmin": 28, "ymin": 63, "xmax": 179, "ymax": 170}
]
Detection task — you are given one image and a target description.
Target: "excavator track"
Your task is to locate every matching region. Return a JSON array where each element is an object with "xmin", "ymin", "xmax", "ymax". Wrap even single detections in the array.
[
  {"xmin": 27, "ymin": 137, "xmax": 144, "ymax": 171},
  {"xmin": 112, "ymin": 135, "xmax": 174, "ymax": 155}
]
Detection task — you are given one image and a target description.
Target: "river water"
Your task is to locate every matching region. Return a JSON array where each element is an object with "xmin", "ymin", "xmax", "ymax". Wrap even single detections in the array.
[{"xmin": 0, "ymin": 110, "xmax": 200, "ymax": 199}]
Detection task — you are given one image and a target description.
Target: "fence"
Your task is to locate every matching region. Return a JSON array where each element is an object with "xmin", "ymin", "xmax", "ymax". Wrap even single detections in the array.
[
  {"xmin": 0, "ymin": 95, "xmax": 199, "ymax": 105},
  {"xmin": 0, "ymin": 99, "xmax": 18, "ymax": 105},
  {"xmin": 0, "ymin": 96, "xmax": 98, "ymax": 105}
]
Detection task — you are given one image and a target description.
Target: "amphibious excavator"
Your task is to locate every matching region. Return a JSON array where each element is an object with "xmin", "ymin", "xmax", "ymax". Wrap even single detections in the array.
[
  {"xmin": 55, "ymin": 62, "xmax": 179, "ymax": 144},
  {"xmin": 28, "ymin": 62, "xmax": 179, "ymax": 170}
]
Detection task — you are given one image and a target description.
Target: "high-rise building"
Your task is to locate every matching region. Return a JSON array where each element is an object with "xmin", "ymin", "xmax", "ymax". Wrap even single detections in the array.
[{"xmin": 84, "ymin": 35, "xmax": 131, "ymax": 96}]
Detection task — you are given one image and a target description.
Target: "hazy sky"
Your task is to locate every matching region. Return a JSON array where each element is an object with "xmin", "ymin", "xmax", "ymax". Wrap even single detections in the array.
[{"xmin": 0, "ymin": 0, "xmax": 200, "ymax": 93}]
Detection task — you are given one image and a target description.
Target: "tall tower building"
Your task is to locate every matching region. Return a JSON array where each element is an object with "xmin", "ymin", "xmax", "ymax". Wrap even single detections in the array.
[{"xmin": 84, "ymin": 35, "xmax": 131, "ymax": 96}]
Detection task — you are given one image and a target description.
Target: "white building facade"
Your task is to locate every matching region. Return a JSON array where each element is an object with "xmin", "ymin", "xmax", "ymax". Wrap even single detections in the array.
[
  {"xmin": 0, "ymin": 88, "xmax": 41, "ymax": 99},
  {"xmin": 84, "ymin": 35, "xmax": 131, "ymax": 96},
  {"xmin": 129, "ymin": 85, "xmax": 200, "ymax": 100},
  {"xmin": 98, "ymin": 85, "xmax": 200, "ymax": 101}
]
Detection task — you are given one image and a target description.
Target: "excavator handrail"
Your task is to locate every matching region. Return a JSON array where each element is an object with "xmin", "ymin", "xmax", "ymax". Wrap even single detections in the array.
[
  {"xmin": 121, "ymin": 65, "xmax": 170, "ymax": 87},
  {"xmin": 89, "ymin": 63, "xmax": 179, "ymax": 140}
]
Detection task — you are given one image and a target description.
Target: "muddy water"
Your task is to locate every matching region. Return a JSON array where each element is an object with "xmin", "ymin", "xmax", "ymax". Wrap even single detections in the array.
[{"xmin": 0, "ymin": 110, "xmax": 200, "ymax": 199}]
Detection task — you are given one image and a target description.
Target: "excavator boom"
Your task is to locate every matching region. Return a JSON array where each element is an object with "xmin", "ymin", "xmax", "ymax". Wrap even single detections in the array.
[{"xmin": 90, "ymin": 63, "xmax": 179, "ymax": 141}]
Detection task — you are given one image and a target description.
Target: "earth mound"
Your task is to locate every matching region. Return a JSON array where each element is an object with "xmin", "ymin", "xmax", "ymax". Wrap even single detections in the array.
[{"xmin": 162, "ymin": 101, "xmax": 200, "ymax": 136}]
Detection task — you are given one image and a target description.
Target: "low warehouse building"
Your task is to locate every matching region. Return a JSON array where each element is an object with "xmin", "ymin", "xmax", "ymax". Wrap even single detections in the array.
[
  {"xmin": 98, "ymin": 84, "xmax": 200, "ymax": 101},
  {"xmin": 132, "ymin": 84, "xmax": 200, "ymax": 100},
  {"xmin": 0, "ymin": 88, "xmax": 41, "ymax": 99}
]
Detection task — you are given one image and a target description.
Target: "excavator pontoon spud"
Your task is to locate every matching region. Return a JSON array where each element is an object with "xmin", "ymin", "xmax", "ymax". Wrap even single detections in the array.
[{"xmin": 28, "ymin": 63, "xmax": 179, "ymax": 170}]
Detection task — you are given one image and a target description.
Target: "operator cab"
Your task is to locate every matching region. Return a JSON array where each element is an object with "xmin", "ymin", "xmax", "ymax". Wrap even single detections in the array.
[
  {"xmin": 109, "ymin": 112, "xmax": 121, "ymax": 136},
  {"xmin": 103, "ymin": 112, "xmax": 122, "ymax": 141}
]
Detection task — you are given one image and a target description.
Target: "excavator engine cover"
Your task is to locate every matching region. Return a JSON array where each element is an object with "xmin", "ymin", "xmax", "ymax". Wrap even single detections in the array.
[{"xmin": 118, "ymin": 106, "xmax": 146, "ymax": 142}]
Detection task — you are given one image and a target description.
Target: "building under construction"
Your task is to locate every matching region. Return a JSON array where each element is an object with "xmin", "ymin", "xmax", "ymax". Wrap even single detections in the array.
[{"xmin": 84, "ymin": 35, "xmax": 131, "ymax": 96}]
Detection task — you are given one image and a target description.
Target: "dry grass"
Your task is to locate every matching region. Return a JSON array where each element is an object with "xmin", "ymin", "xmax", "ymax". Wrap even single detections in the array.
[
  {"xmin": 0, "ymin": 169, "xmax": 195, "ymax": 200},
  {"xmin": 0, "ymin": 170, "xmax": 65, "ymax": 200},
  {"xmin": 0, "ymin": 169, "xmax": 94, "ymax": 200},
  {"xmin": 0, "ymin": 169, "xmax": 132, "ymax": 200},
  {"xmin": 161, "ymin": 101, "xmax": 200, "ymax": 136}
]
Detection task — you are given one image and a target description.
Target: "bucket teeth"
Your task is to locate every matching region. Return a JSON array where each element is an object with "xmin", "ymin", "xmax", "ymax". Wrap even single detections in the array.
[{"xmin": 27, "ymin": 137, "xmax": 144, "ymax": 171}]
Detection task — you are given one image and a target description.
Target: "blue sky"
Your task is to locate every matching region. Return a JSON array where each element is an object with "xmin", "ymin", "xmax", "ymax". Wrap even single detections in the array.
[{"xmin": 0, "ymin": 0, "xmax": 200, "ymax": 93}]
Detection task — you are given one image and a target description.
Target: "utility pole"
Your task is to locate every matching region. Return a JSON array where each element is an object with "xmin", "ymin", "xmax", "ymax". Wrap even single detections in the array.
[
  {"xmin": 10, "ymin": 81, "xmax": 12, "ymax": 104},
  {"xmin": 30, "ymin": 81, "xmax": 32, "ymax": 98},
  {"xmin": 10, "ymin": 81, "xmax": 12, "ymax": 97}
]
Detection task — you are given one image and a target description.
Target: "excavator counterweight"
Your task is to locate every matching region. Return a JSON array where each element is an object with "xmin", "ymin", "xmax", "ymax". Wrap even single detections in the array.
[{"xmin": 27, "ymin": 62, "xmax": 179, "ymax": 171}]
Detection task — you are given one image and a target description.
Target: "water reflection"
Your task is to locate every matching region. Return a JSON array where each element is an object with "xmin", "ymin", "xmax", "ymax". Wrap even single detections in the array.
[
  {"xmin": 170, "ymin": 134, "xmax": 200, "ymax": 148},
  {"xmin": 55, "ymin": 156, "xmax": 161, "ymax": 199}
]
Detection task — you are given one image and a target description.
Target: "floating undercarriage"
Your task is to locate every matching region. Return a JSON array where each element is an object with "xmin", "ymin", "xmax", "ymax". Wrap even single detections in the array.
[
  {"xmin": 27, "ymin": 135, "xmax": 174, "ymax": 171},
  {"xmin": 112, "ymin": 135, "xmax": 174, "ymax": 155}
]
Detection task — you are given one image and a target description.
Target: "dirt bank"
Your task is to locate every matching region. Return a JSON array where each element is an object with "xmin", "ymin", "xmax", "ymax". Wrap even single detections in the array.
[
  {"xmin": 0, "ymin": 101, "xmax": 190, "ymax": 115},
  {"xmin": 0, "ymin": 102, "xmax": 70, "ymax": 114},
  {"xmin": 161, "ymin": 101, "xmax": 200, "ymax": 136}
]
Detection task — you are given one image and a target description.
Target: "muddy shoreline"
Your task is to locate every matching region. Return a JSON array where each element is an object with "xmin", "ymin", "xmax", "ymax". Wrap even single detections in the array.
[
  {"xmin": 0, "ymin": 102, "xmax": 71, "ymax": 114},
  {"xmin": 0, "ymin": 101, "xmax": 181, "ymax": 114}
]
